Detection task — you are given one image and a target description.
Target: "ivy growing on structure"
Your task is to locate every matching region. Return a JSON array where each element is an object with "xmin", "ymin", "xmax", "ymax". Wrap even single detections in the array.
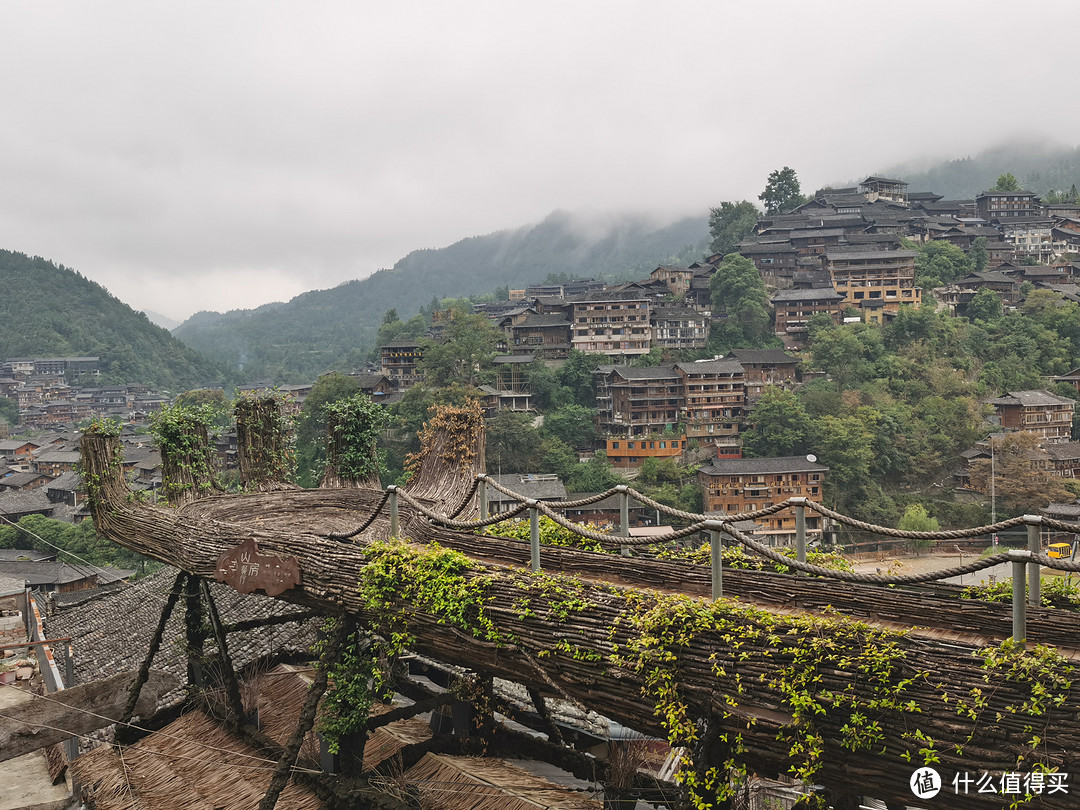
[
  {"xmin": 323, "ymin": 393, "xmax": 388, "ymax": 483},
  {"xmin": 149, "ymin": 402, "xmax": 221, "ymax": 501},
  {"xmin": 315, "ymin": 617, "xmax": 378, "ymax": 753},
  {"xmin": 343, "ymin": 537, "xmax": 1071, "ymax": 809},
  {"xmin": 234, "ymin": 391, "xmax": 296, "ymax": 487}
]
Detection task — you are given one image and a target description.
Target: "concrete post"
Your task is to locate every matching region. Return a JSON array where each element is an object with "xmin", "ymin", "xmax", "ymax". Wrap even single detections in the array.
[
  {"xmin": 793, "ymin": 497, "xmax": 807, "ymax": 567},
  {"xmin": 1012, "ymin": 552, "xmax": 1028, "ymax": 647},
  {"xmin": 1024, "ymin": 515, "xmax": 1042, "ymax": 608},
  {"xmin": 388, "ymin": 485, "xmax": 399, "ymax": 537},
  {"xmin": 529, "ymin": 502, "xmax": 540, "ymax": 572},
  {"xmin": 705, "ymin": 520, "xmax": 724, "ymax": 600},
  {"xmin": 617, "ymin": 485, "xmax": 630, "ymax": 557},
  {"xmin": 477, "ymin": 475, "xmax": 488, "ymax": 519}
]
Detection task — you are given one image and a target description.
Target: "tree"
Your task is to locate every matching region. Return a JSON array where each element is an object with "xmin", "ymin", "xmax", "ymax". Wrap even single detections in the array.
[
  {"xmin": 740, "ymin": 387, "xmax": 814, "ymax": 457},
  {"xmin": 994, "ymin": 173, "xmax": 1021, "ymax": 192},
  {"xmin": 970, "ymin": 237, "xmax": 989, "ymax": 272},
  {"xmin": 708, "ymin": 253, "xmax": 774, "ymax": 350},
  {"xmin": 968, "ymin": 432, "xmax": 1072, "ymax": 518},
  {"xmin": 808, "ymin": 323, "xmax": 870, "ymax": 390},
  {"xmin": 967, "ymin": 287, "xmax": 1003, "ymax": 322},
  {"xmin": 564, "ymin": 451, "xmax": 626, "ymax": 493},
  {"xmin": 555, "ymin": 351, "xmax": 606, "ymax": 408},
  {"xmin": 541, "ymin": 404, "xmax": 599, "ymax": 449},
  {"xmin": 419, "ymin": 313, "xmax": 500, "ymax": 387},
  {"xmin": 707, "ymin": 200, "xmax": 760, "ymax": 257},
  {"xmin": 759, "ymin": 167, "xmax": 805, "ymax": 215},
  {"xmin": 914, "ymin": 241, "xmax": 973, "ymax": 289},
  {"xmin": 485, "ymin": 410, "xmax": 543, "ymax": 474},
  {"xmin": 898, "ymin": 503, "xmax": 940, "ymax": 555},
  {"xmin": 295, "ymin": 372, "xmax": 363, "ymax": 485}
]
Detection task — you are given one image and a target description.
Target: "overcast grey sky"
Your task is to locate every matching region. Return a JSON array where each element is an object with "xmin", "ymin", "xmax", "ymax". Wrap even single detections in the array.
[{"xmin": 2, "ymin": 1, "xmax": 1076, "ymax": 323}]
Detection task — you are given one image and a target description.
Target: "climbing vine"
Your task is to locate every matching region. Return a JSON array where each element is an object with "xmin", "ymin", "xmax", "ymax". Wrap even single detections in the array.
[
  {"xmin": 149, "ymin": 403, "xmax": 222, "ymax": 503},
  {"xmin": 347, "ymin": 535, "xmax": 1075, "ymax": 808},
  {"xmin": 315, "ymin": 617, "xmax": 378, "ymax": 753},
  {"xmin": 484, "ymin": 515, "xmax": 607, "ymax": 553},
  {"xmin": 962, "ymin": 576, "xmax": 1080, "ymax": 611},
  {"xmin": 234, "ymin": 391, "xmax": 296, "ymax": 488},
  {"xmin": 323, "ymin": 393, "xmax": 388, "ymax": 483}
]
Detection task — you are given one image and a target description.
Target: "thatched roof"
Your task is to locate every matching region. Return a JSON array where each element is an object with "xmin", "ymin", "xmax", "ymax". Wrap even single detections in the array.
[
  {"xmin": 69, "ymin": 711, "xmax": 322, "ymax": 810},
  {"xmin": 405, "ymin": 754, "xmax": 601, "ymax": 810}
]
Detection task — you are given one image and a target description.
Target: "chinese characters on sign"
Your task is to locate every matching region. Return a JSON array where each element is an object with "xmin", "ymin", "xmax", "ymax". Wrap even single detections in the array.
[
  {"xmin": 911, "ymin": 768, "xmax": 1069, "ymax": 799},
  {"xmin": 215, "ymin": 536, "xmax": 301, "ymax": 596}
]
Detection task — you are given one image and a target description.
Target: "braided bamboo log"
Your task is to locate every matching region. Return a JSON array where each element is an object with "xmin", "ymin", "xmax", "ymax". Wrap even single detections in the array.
[{"xmin": 80, "ymin": 428, "xmax": 1080, "ymax": 809}]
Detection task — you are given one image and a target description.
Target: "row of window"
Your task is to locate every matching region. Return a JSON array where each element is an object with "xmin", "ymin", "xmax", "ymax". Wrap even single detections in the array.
[{"xmin": 610, "ymin": 439, "xmax": 686, "ymax": 450}]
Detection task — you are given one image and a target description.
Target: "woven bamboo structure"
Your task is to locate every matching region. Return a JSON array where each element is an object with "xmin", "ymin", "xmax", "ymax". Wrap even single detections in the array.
[{"xmin": 79, "ymin": 404, "xmax": 1080, "ymax": 809}]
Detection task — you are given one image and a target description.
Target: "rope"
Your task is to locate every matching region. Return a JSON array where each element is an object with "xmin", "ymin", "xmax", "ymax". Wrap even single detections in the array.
[
  {"xmin": 531, "ymin": 500, "xmax": 713, "ymax": 548},
  {"xmin": 804, "ymin": 501, "xmax": 1033, "ymax": 540},
  {"xmin": 325, "ymin": 488, "xmax": 391, "ymax": 539},
  {"xmin": 720, "ymin": 522, "xmax": 1018, "ymax": 584},
  {"xmin": 446, "ymin": 475, "xmax": 482, "ymax": 519},
  {"xmin": 482, "ymin": 477, "xmax": 624, "ymax": 510},
  {"xmin": 396, "ymin": 486, "xmax": 532, "ymax": 529},
  {"xmin": 322, "ymin": 478, "xmax": 1080, "ymax": 585}
]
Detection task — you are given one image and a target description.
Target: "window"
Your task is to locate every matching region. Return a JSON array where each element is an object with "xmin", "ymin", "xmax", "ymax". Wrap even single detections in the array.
[
  {"xmin": 627, "ymin": 441, "xmax": 635, "ymax": 449},
  {"xmin": 612, "ymin": 441, "xmax": 620, "ymax": 449}
]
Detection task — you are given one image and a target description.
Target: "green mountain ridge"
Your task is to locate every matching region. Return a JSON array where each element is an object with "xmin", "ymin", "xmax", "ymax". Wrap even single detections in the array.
[
  {"xmin": 878, "ymin": 140, "xmax": 1080, "ymax": 199},
  {"xmin": 172, "ymin": 210, "xmax": 710, "ymax": 381},
  {"xmin": 0, "ymin": 249, "xmax": 227, "ymax": 392}
]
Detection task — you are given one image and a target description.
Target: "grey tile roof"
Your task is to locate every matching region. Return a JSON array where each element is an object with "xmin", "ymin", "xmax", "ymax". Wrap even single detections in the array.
[
  {"xmin": 771, "ymin": 287, "xmax": 845, "ymax": 303},
  {"xmin": 727, "ymin": 349, "xmax": 799, "ymax": 364},
  {"xmin": 676, "ymin": 359, "xmax": 744, "ymax": 375},
  {"xmin": 1045, "ymin": 442, "xmax": 1080, "ymax": 461},
  {"xmin": 515, "ymin": 313, "xmax": 571, "ymax": 327},
  {"xmin": 489, "ymin": 474, "xmax": 567, "ymax": 503},
  {"xmin": 610, "ymin": 365, "xmax": 682, "ymax": 381},
  {"xmin": 0, "ymin": 488, "xmax": 53, "ymax": 516},
  {"xmin": 990, "ymin": 390, "xmax": 1076, "ymax": 407},
  {"xmin": 699, "ymin": 455, "xmax": 828, "ymax": 475},
  {"xmin": 45, "ymin": 566, "xmax": 320, "ymax": 705}
]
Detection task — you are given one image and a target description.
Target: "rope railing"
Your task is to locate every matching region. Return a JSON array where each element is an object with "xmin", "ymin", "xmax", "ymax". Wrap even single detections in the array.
[{"xmin": 318, "ymin": 473, "xmax": 1080, "ymax": 647}]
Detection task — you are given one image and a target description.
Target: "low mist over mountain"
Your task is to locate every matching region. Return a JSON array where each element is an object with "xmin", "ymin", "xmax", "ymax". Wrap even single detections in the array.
[
  {"xmin": 880, "ymin": 141, "xmax": 1080, "ymax": 199},
  {"xmin": 0, "ymin": 250, "xmax": 226, "ymax": 391},
  {"xmin": 173, "ymin": 210, "xmax": 709, "ymax": 381}
]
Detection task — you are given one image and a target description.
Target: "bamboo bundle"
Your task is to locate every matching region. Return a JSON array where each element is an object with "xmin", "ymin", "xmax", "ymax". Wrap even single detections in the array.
[{"xmin": 79, "ymin": 428, "xmax": 1080, "ymax": 809}]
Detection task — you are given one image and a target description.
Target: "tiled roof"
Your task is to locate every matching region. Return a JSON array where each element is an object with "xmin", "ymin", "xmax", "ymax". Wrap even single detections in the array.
[
  {"xmin": 989, "ymin": 390, "xmax": 1076, "ymax": 407},
  {"xmin": 609, "ymin": 365, "xmax": 682, "ymax": 381},
  {"xmin": 771, "ymin": 287, "xmax": 844, "ymax": 303},
  {"xmin": 489, "ymin": 474, "xmax": 567, "ymax": 503},
  {"xmin": 0, "ymin": 488, "xmax": 52, "ymax": 516},
  {"xmin": 46, "ymin": 566, "xmax": 320, "ymax": 705},
  {"xmin": 515, "ymin": 313, "xmax": 571, "ymax": 327},
  {"xmin": 675, "ymin": 359, "xmax": 744, "ymax": 375},
  {"xmin": 1045, "ymin": 442, "xmax": 1080, "ymax": 461},
  {"xmin": 699, "ymin": 455, "xmax": 828, "ymax": 475},
  {"xmin": 727, "ymin": 349, "xmax": 799, "ymax": 364}
]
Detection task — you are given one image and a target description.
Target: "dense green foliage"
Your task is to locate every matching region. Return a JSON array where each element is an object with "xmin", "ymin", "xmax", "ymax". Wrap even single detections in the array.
[
  {"xmin": 173, "ymin": 212, "xmax": 708, "ymax": 381},
  {"xmin": 0, "ymin": 514, "xmax": 151, "ymax": 571},
  {"xmin": 708, "ymin": 254, "xmax": 777, "ymax": 351},
  {"xmin": 758, "ymin": 166, "xmax": 807, "ymax": 215},
  {"xmin": 884, "ymin": 141, "xmax": 1080, "ymax": 199},
  {"xmin": 0, "ymin": 250, "xmax": 226, "ymax": 391},
  {"xmin": 707, "ymin": 200, "xmax": 760, "ymax": 257}
]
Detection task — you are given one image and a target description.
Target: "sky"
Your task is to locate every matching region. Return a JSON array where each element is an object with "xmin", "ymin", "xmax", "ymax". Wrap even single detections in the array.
[{"xmin": 2, "ymin": 1, "xmax": 1078, "ymax": 324}]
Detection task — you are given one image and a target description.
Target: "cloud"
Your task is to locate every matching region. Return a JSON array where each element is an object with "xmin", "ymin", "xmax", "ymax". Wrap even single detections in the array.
[{"xmin": 0, "ymin": 1, "xmax": 1077, "ymax": 320}]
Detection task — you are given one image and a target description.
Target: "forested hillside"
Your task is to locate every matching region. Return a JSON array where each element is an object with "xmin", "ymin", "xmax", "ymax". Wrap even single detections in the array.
[
  {"xmin": 0, "ymin": 250, "xmax": 227, "ymax": 391},
  {"xmin": 880, "ymin": 141, "xmax": 1080, "ymax": 199},
  {"xmin": 173, "ymin": 211, "xmax": 709, "ymax": 381}
]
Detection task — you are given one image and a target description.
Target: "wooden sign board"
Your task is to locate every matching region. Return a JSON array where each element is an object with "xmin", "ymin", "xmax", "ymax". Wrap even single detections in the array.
[{"xmin": 215, "ymin": 536, "xmax": 301, "ymax": 596}]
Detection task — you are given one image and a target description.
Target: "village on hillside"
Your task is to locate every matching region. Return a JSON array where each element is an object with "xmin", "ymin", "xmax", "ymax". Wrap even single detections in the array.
[{"xmin": 7, "ymin": 176, "xmax": 1080, "ymax": 810}]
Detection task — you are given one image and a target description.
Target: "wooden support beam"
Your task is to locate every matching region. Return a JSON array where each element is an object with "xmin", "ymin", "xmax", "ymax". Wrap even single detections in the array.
[{"xmin": 0, "ymin": 669, "xmax": 178, "ymax": 761}]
